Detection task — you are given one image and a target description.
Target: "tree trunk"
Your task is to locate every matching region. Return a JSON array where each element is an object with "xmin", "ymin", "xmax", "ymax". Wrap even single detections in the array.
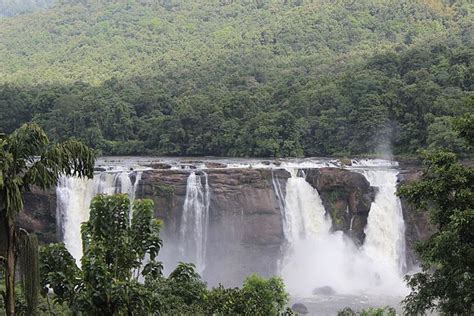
[{"xmin": 5, "ymin": 216, "xmax": 16, "ymax": 316}]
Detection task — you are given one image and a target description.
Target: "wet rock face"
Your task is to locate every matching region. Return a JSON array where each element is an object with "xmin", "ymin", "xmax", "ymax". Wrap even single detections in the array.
[
  {"xmin": 305, "ymin": 168, "xmax": 376, "ymax": 245},
  {"xmin": 19, "ymin": 187, "xmax": 57, "ymax": 244},
  {"xmin": 137, "ymin": 167, "xmax": 379, "ymax": 284},
  {"xmin": 137, "ymin": 168, "xmax": 289, "ymax": 286},
  {"xmin": 138, "ymin": 169, "xmax": 189, "ymax": 234},
  {"xmin": 21, "ymin": 167, "xmax": 377, "ymax": 271},
  {"xmin": 397, "ymin": 168, "xmax": 436, "ymax": 271},
  {"xmin": 205, "ymin": 169, "xmax": 288, "ymax": 286}
]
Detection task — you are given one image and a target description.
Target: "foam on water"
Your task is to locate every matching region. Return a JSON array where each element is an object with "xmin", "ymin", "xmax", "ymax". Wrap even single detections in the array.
[{"xmin": 277, "ymin": 164, "xmax": 407, "ymax": 297}]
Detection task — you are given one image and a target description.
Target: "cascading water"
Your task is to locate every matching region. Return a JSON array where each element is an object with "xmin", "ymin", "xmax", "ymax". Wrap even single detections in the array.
[
  {"xmin": 279, "ymin": 168, "xmax": 331, "ymax": 243},
  {"xmin": 178, "ymin": 171, "xmax": 210, "ymax": 273},
  {"xmin": 55, "ymin": 157, "xmax": 408, "ymax": 312},
  {"xmin": 358, "ymin": 169, "xmax": 407, "ymax": 275},
  {"xmin": 277, "ymin": 165, "xmax": 408, "ymax": 298},
  {"xmin": 56, "ymin": 170, "xmax": 143, "ymax": 264}
]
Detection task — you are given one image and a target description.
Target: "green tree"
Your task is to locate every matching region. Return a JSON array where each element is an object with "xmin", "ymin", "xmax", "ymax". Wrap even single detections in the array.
[
  {"xmin": 146, "ymin": 269, "xmax": 289, "ymax": 315},
  {"xmin": 398, "ymin": 114, "xmax": 474, "ymax": 315},
  {"xmin": 0, "ymin": 123, "xmax": 95, "ymax": 315},
  {"xmin": 40, "ymin": 194, "xmax": 163, "ymax": 315},
  {"xmin": 41, "ymin": 193, "xmax": 291, "ymax": 314},
  {"xmin": 338, "ymin": 306, "xmax": 396, "ymax": 316},
  {"xmin": 204, "ymin": 276, "xmax": 291, "ymax": 315},
  {"xmin": 239, "ymin": 274, "xmax": 289, "ymax": 315},
  {"xmin": 145, "ymin": 262, "xmax": 208, "ymax": 314}
]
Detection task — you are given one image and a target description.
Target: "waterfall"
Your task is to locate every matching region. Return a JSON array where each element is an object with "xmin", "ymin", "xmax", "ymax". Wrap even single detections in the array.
[
  {"xmin": 280, "ymin": 168, "xmax": 331, "ymax": 242},
  {"xmin": 56, "ymin": 170, "xmax": 143, "ymax": 264},
  {"xmin": 54, "ymin": 158, "xmax": 408, "ymax": 301},
  {"xmin": 271, "ymin": 170, "xmax": 288, "ymax": 238},
  {"xmin": 178, "ymin": 171, "xmax": 210, "ymax": 273},
  {"xmin": 278, "ymin": 166, "xmax": 407, "ymax": 297},
  {"xmin": 359, "ymin": 169, "xmax": 407, "ymax": 274}
]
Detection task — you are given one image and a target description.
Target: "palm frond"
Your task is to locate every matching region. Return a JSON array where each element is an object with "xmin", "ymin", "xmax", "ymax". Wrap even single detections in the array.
[
  {"xmin": 6, "ymin": 123, "xmax": 49, "ymax": 162},
  {"xmin": 24, "ymin": 139, "xmax": 95, "ymax": 190}
]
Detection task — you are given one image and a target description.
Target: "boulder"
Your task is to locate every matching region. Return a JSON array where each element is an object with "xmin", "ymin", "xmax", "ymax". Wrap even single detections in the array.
[
  {"xmin": 338, "ymin": 158, "xmax": 352, "ymax": 166},
  {"xmin": 145, "ymin": 163, "xmax": 172, "ymax": 169},
  {"xmin": 304, "ymin": 168, "xmax": 376, "ymax": 245},
  {"xmin": 291, "ymin": 303, "xmax": 309, "ymax": 314},
  {"xmin": 306, "ymin": 168, "xmax": 371, "ymax": 193},
  {"xmin": 312, "ymin": 286, "xmax": 336, "ymax": 296},
  {"xmin": 179, "ymin": 164, "xmax": 197, "ymax": 169},
  {"xmin": 205, "ymin": 162, "xmax": 227, "ymax": 169}
]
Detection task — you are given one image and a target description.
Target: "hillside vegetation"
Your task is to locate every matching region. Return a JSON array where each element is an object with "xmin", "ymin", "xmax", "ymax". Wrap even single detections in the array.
[{"xmin": 0, "ymin": 0, "xmax": 472, "ymax": 156}]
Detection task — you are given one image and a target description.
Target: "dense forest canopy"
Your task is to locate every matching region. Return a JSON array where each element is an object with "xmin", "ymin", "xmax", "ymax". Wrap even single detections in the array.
[{"xmin": 0, "ymin": 0, "xmax": 473, "ymax": 157}]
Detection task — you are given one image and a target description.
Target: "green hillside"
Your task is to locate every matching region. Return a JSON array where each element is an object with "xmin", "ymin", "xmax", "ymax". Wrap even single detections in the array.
[{"xmin": 0, "ymin": 0, "xmax": 473, "ymax": 156}]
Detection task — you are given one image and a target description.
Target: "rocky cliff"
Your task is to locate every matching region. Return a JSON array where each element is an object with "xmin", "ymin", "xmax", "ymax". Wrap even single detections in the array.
[
  {"xmin": 134, "ymin": 167, "xmax": 376, "ymax": 285},
  {"xmin": 20, "ymin": 163, "xmax": 434, "ymax": 284},
  {"xmin": 137, "ymin": 168, "xmax": 289, "ymax": 285},
  {"xmin": 19, "ymin": 187, "xmax": 57, "ymax": 243},
  {"xmin": 397, "ymin": 164, "xmax": 436, "ymax": 271}
]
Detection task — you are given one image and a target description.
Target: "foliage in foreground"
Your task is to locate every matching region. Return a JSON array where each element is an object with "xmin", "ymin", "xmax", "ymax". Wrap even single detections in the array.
[
  {"xmin": 338, "ymin": 306, "xmax": 396, "ymax": 316},
  {"xmin": 40, "ymin": 194, "xmax": 290, "ymax": 315},
  {"xmin": 398, "ymin": 114, "xmax": 474, "ymax": 315},
  {"xmin": 0, "ymin": 123, "xmax": 94, "ymax": 315}
]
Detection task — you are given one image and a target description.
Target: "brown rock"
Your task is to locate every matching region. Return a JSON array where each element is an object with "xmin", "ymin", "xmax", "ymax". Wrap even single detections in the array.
[
  {"xmin": 20, "ymin": 187, "xmax": 57, "ymax": 243},
  {"xmin": 305, "ymin": 168, "xmax": 375, "ymax": 245},
  {"xmin": 145, "ymin": 162, "xmax": 172, "ymax": 169},
  {"xmin": 338, "ymin": 158, "xmax": 352, "ymax": 166},
  {"xmin": 397, "ymin": 168, "xmax": 436, "ymax": 270},
  {"xmin": 205, "ymin": 162, "xmax": 227, "ymax": 169}
]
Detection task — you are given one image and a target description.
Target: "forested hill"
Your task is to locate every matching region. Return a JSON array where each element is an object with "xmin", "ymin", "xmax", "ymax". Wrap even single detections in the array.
[{"xmin": 0, "ymin": 0, "xmax": 473, "ymax": 157}]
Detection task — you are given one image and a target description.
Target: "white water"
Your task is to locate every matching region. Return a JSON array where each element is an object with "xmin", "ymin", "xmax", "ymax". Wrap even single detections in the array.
[
  {"xmin": 178, "ymin": 172, "xmax": 211, "ymax": 273},
  {"xmin": 278, "ymin": 166, "xmax": 408, "ymax": 298},
  {"xmin": 359, "ymin": 169, "xmax": 407, "ymax": 275},
  {"xmin": 279, "ymin": 168, "xmax": 332, "ymax": 243},
  {"xmin": 56, "ymin": 158, "xmax": 408, "ymax": 304},
  {"xmin": 56, "ymin": 170, "xmax": 143, "ymax": 264}
]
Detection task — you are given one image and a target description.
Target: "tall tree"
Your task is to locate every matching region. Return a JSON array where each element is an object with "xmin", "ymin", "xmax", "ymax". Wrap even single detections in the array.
[
  {"xmin": 0, "ymin": 123, "xmax": 94, "ymax": 315},
  {"xmin": 40, "ymin": 194, "xmax": 163, "ymax": 314},
  {"xmin": 398, "ymin": 114, "xmax": 474, "ymax": 315}
]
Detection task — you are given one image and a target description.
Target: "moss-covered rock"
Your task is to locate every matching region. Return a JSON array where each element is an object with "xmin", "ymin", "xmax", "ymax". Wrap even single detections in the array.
[{"xmin": 305, "ymin": 168, "xmax": 375, "ymax": 245}]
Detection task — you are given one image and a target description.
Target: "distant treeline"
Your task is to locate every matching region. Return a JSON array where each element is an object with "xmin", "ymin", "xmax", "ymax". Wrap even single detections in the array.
[{"xmin": 0, "ymin": 0, "xmax": 472, "ymax": 157}]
